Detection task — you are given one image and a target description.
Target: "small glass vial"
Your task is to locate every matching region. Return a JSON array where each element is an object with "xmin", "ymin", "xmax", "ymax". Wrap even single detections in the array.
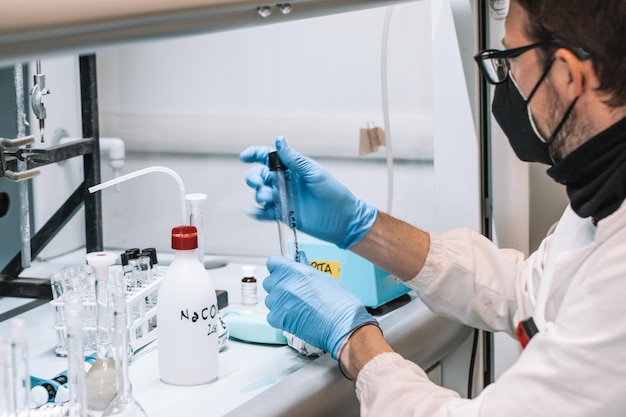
[{"xmin": 241, "ymin": 266, "xmax": 257, "ymax": 305}]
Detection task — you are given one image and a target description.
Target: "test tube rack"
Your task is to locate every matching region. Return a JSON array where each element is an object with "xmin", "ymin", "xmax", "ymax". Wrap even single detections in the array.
[{"xmin": 50, "ymin": 266, "xmax": 163, "ymax": 357}]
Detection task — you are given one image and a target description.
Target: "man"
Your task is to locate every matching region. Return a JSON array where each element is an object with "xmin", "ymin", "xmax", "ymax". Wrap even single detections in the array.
[{"xmin": 240, "ymin": 0, "xmax": 626, "ymax": 415}]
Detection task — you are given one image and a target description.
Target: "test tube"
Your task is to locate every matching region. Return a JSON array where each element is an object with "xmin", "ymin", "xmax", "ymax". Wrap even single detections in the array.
[
  {"xmin": 50, "ymin": 272, "xmax": 66, "ymax": 301},
  {"xmin": 137, "ymin": 253, "xmax": 152, "ymax": 285},
  {"xmin": 142, "ymin": 248, "xmax": 160, "ymax": 277},
  {"xmin": 269, "ymin": 151, "xmax": 302, "ymax": 263},
  {"xmin": 64, "ymin": 297, "xmax": 89, "ymax": 417},
  {"xmin": 85, "ymin": 252, "xmax": 117, "ymax": 411},
  {"xmin": 186, "ymin": 193, "xmax": 207, "ymax": 268},
  {"xmin": 10, "ymin": 318, "xmax": 31, "ymax": 413},
  {"xmin": 50, "ymin": 272, "xmax": 67, "ymax": 355},
  {"xmin": 0, "ymin": 338, "xmax": 14, "ymax": 414},
  {"xmin": 101, "ymin": 292, "xmax": 148, "ymax": 417}
]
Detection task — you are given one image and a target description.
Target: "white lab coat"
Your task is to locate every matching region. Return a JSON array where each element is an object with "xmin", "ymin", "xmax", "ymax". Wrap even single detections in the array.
[{"xmin": 355, "ymin": 200, "xmax": 626, "ymax": 416}]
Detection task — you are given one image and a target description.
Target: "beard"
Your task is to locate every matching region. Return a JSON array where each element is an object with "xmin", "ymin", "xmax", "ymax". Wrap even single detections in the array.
[{"xmin": 541, "ymin": 81, "xmax": 589, "ymax": 162}]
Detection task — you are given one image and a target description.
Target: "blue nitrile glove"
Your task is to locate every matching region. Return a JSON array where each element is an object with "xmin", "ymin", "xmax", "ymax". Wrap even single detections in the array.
[
  {"xmin": 263, "ymin": 255, "xmax": 377, "ymax": 359},
  {"xmin": 240, "ymin": 136, "xmax": 378, "ymax": 249}
]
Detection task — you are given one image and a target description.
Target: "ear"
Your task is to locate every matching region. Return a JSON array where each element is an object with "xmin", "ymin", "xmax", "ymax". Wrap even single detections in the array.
[{"xmin": 551, "ymin": 48, "xmax": 595, "ymax": 100}]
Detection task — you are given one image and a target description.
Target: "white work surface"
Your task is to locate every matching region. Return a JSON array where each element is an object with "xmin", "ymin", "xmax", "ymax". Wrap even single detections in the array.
[{"xmin": 0, "ymin": 256, "xmax": 471, "ymax": 417}]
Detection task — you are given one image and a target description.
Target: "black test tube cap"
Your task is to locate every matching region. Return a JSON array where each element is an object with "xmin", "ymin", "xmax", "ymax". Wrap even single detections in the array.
[
  {"xmin": 142, "ymin": 248, "xmax": 158, "ymax": 267},
  {"xmin": 268, "ymin": 151, "xmax": 286, "ymax": 171},
  {"xmin": 120, "ymin": 252, "xmax": 131, "ymax": 266},
  {"xmin": 125, "ymin": 248, "xmax": 141, "ymax": 259}
]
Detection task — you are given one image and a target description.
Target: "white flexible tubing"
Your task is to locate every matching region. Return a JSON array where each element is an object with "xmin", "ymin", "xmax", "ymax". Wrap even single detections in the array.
[
  {"xmin": 88, "ymin": 166, "xmax": 187, "ymax": 225},
  {"xmin": 381, "ymin": 6, "xmax": 394, "ymax": 215}
]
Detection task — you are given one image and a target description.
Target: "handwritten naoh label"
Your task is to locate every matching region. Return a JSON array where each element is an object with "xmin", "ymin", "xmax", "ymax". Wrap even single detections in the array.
[
  {"xmin": 308, "ymin": 260, "xmax": 341, "ymax": 279},
  {"xmin": 180, "ymin": 304, "xmax": 218, "ymax": 336}
]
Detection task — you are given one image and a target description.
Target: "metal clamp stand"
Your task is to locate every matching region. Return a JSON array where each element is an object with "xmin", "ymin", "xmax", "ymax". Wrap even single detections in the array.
[{"xmin": 0, "ymin": 54, "xmax": 103, "ymax": 299}]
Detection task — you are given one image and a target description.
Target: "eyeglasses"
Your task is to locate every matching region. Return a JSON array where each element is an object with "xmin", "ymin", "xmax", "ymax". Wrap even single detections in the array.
[
  {"xmin": 474, "ymin": 42, "xmax": 554, "ymax": 85},
  {"xmin": 474, "ymin": 42, "xmax": 591, "ymax": 85}
]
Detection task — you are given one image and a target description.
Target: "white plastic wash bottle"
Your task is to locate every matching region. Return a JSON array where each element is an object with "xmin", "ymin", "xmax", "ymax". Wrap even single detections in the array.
[{"xmin": 157, "ymin": 225, "xmax": 219, "ymax": 385}]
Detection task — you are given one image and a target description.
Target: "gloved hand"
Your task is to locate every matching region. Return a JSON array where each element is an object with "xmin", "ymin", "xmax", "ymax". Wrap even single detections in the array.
[
  {"xmin": 263, "ymin": 255, "xmax": 378, "ymax": 359},
  {"xmin": 240, "ymin": 136, "xmax": 378, "ymax": 249}
]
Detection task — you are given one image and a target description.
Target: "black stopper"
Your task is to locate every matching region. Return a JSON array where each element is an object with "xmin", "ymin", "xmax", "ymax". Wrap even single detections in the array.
[{"xmin": 268, "ymin": 151, "xmax": 286, "ymax": 171}]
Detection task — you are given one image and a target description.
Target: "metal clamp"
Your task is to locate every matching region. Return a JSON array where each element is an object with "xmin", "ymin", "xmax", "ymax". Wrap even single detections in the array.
[{"xmin": 0, "ymin": 135, "xmax": 41, "ymax": 181}]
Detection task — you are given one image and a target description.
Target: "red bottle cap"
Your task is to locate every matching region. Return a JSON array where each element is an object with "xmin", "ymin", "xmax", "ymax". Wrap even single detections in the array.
[{"xmin": 171, "ymin": 225, "xmax": 198, "ymax": 250}]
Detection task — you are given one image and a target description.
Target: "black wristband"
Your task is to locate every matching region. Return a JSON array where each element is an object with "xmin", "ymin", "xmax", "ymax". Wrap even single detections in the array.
[{"xmin": 336, "ymin": 322, "xmax": 381, "ymax": 381}]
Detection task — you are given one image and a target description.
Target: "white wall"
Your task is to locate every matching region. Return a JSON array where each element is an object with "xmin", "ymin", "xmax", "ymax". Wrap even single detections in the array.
[{"xmin": 96, "ymin": 2, "xmax": 434, "ymax": 160}]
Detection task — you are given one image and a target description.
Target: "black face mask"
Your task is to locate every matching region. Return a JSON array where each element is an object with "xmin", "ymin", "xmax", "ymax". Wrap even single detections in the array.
[{"xmin": 491, "ymin": 61, "xmax": 578, "ymax": 166}]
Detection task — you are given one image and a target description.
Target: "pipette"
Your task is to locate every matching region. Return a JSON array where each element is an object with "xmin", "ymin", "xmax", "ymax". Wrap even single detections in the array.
[
  {"xmin": 268, "ymin": 151, "xmax": 302, "ymax": 263},
  {"xmin": 268, "ymin": 151, "xmax": 319, "ymax": 356}
]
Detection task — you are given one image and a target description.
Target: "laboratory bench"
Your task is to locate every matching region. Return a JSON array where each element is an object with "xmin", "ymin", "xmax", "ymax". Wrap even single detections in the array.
[{"xmin": 0, "ymin": 252, "xmax": 471, "ymax": 417}]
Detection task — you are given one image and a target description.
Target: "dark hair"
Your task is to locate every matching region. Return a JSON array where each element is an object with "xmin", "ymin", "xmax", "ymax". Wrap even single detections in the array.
[{"xmin": 491, "ymin": 0, "xmax": 626, "ymax": 108}]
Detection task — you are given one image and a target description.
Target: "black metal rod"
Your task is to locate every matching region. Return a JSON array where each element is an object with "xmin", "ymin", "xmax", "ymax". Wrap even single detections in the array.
[
  {"xmin": 79, "ymin": 54, "xmax": 103, "ymax": 253},
  {"xmin": 1, "ymin": 182, "xmax": 85, "ymax": 278},
  {"xmin": 478, "ymin": 0, "xmax": 494, "ymax": 387}
]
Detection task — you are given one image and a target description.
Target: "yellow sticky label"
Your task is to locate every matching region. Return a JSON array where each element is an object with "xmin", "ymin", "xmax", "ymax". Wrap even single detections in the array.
[{"xmin": 308, "ymin": 260, "xmax": 341, "ymax": 279}]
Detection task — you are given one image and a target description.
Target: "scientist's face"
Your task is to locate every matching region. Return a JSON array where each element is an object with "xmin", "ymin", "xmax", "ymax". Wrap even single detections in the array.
[{"xmin": 503, "ymin": 2, "xmax": 578, "ymax": 160}]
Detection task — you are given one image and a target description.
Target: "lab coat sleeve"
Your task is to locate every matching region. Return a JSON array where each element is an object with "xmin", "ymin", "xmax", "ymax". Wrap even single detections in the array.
[
  {"xmin": 356, "ymin": 223, "xmax": 626, "ymax": 417},
  {"xmin": 404, "ymin": 228, "xmax": 526, "ymax": 335}
]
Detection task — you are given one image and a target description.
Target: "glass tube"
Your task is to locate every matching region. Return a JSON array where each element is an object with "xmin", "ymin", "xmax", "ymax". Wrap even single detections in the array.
[
  {"xmin": 102, "ymin": 292, "xmax": 148, "ymax": 417},
  {"xmin": 85, "ymin": 253, "xmax": 117, "ymax": 411},
  {"xmin": 9, "ymin": 319, "xmax": 30, "ymax": 414},
  {"xmin": 63, "ymin": 297, "xmax": 89, "ymax": 417},
  {"xmin": 268, "ymin": 151, "xmax": 302, "ymax": 263},
  {"xmin": 186, "ymin": 193, "xmax": 207, "ymax": 268},
  {"xmin": 0, "ymin": 338, "xmax": 14, "ymax": 415}
]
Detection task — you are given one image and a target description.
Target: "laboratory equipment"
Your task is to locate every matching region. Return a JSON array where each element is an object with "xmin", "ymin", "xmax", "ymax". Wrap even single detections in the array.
[
  {"xmin": 240, "ymin": 265, "xmax": 257, "ymax": 305},
  {"xmin": 88, "ymin": 166, "xmax": 187, "ymax": 226},
  {"xmin": 30, "ymin": 60, "xmax": 49, "ymax": 143},
  {"xmin": 267, "ymin": 151, "xmax": 320, "ymax": 356},
  {"xmin": 9, "ymin": 318, "xmax": 31, "ymax": 413},
  {"xmin": 0, "ymin": 338, "xmax": 13, "ymax": 414},
  {"xmin": 120, "ymin": 254, "xmax": 136, "ymax": 293},
  {"xmin": 157, "ymin": 225, "xmax": 218, "ymax": 386},
  {"xmin": 84, "ymin": 252, "xmax": 117, "ymax": 411},
  {"xmin": 30, "ymin": 376, "xmax": 70, "ymax": 407},
  {"xmin": 268, "ymin": 151, "xmax": 303, "ymax": 263},
  {"xmin": 50, "ymin": 266, "xmax": 98, "ymax": 356},
  {"xmin": 186, "ymin": 193, "xmax": 207, "ymax": 267},
  {"xmin": 63, "ymin": 297, "xmax": 89, "ymax": 417},
  {"xmin": 222, "ymin": 312, "xmax": 287, "ymax": 345},
  {"xmin": 299, "ymin": 239, "xmax": 410, "ymax": 309},
  {"xmin": 101, "ymin": 292, "xmax": 148, "ymax": 417},
  {"xmin": 14, "ymin": 63, "xmax": 34, "ymax": 270},
  {"xmin": 142, "ymin": 248, "xmax": 160, "ymax": 278},
  {"xmin": 51, "ymin": 256, "xmax": 164, "ymax": 358},
  {"xmin": 0, "ymin": 55, "xmax": 103, "ymax": 301},
  {"xmin": 1, "ymin": 1, "xmax": 417, "ymax": 67}
]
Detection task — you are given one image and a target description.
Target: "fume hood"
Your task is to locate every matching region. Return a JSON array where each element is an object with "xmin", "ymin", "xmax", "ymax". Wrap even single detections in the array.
[
  {"xmin": 0, "ymin": 0, "xmax": 499, "ymax": 415},
  {"xmin": 0, "ymin": 0, "xmax": 415, "ymax": 67}
]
